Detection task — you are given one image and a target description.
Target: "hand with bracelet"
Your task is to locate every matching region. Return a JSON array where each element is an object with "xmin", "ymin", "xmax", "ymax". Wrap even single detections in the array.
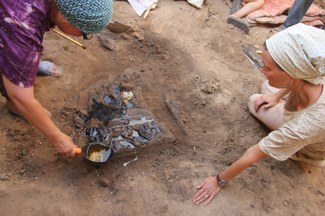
[
  {"xmin": 192, "ymin": 145, "xmax": 267, "ymax": 206},
  {"xmin": 192, "ymin": 174, "xmax": 227, "ymax": 206}
]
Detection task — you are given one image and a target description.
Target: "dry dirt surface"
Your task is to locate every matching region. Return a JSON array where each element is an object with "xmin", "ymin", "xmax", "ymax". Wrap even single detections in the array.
[{"xmin": 1, "ymin": 0, "xmax": 325, "ymax": 215}]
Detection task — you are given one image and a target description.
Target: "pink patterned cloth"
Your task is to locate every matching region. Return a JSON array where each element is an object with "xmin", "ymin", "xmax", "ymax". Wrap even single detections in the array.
[{"xmin": 246, "ymin": 0, "xmax": 325, "ymax": 26}]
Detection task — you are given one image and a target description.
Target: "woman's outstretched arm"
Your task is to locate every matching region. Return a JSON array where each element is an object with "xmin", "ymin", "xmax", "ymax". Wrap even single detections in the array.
[{"xmin": 192, "ymin": 144, "xmax": 267, "ymax": 205}]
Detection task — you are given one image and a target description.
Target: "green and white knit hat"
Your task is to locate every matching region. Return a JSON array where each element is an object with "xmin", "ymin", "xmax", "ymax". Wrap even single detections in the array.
[{"xmin": 54, "ymin": 0, "xmax": 113, "ymax": 34}]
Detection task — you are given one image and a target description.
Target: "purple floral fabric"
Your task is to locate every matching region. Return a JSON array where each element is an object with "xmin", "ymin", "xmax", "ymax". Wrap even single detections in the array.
[{"xmin": 0, "ymin": 0, "xmax": 51, "ymax": 88}]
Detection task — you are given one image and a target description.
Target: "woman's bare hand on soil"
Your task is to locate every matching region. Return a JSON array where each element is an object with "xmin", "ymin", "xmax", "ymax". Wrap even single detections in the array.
[{"xmin": 192, "ymin": 176, "xmax": 222, "ymax": 206}]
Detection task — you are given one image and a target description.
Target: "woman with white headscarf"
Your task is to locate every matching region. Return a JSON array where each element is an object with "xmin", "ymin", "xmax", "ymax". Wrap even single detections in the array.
[{"xmin": 192, "ymin": 23, "xmax": 325, "ymax": 206}]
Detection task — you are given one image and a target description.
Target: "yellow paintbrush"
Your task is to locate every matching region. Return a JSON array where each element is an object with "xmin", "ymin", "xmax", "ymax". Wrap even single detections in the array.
[{"xmin": 51, "ymin": 28, "xmax": 87, "ymax": 49}]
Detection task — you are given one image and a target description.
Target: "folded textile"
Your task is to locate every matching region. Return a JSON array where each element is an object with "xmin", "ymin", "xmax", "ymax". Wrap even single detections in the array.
[
  {"xmin": 187, "ymin": 0, "xmax": 204, "ymax": 9},
  {"xmin": 127, "ymin": 0, "xmax": 158, "ymax": 17},
  {"xmin": 252, "ymin": 14, "xmax": 324, "ymax": 26},
  {"xmin": 246, "ymin": 0, "xmax": 325, "ymax": 26}
]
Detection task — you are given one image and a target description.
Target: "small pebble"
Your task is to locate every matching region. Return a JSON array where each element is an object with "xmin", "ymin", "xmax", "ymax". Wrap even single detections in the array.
[
  {"xmin": 99, "ymin": 177, "xmax": 110, "ymax": 187},
  {"xmin": 283, "ymin": 200, "xmax": 290, "ymax": 206},
  {"xmin": 19, "ymin": 169, "xmax": 26, "ymax": 174},
  {"xmin": 0, "ymin": 174, "xmax": 7, "ymax": 180}
]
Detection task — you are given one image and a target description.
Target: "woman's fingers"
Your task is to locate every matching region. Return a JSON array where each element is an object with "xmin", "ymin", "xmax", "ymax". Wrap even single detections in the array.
[
  {"xmin": 193, "ymin": 186, "xmax": 220, "ymax": 205},
  {"xmin": 203, "ymin": 189, "xmax": 220, "ymax": 206},
  {"xmin": 193, "ymin": 189, "xmax": 208, "ymax": 204},
  {"xmin": 196, "ymin": 194, "xmax": 208, "ymax": 204},
  {"xmin": 51, "ymin": 133, "xmax": 78, "ymax": 157},
  {"xmin": 254, "ymin": 101, "xmax": 262, "ymax": 112},
  {"xmin": 260, "ymin": 102, "xmax": 271, "ymax": 111},
  {"xmin": 193, "ymin": 187, "xmax": 206, "ymax": 202},
  {"xmin": 254, "ymin": 94, "xmax": 280, "ymax": 112},
  {"xmin": 193, "ymin": 176, "xmax": 221, "ymax": 205},
  {"xmin": 196, "ymin": 178, "xmax": 206, "ymax": 189},
  {"xmin": 254, "ymin": 96, "xmax": 263, "ymax": 112},
  {"xmin": 254, "ymin": 96, "xmax": 269, "ymax": 112},
  {"xmin": 67, "ymin": 146, "xmax": 77, "ymax": 157}
]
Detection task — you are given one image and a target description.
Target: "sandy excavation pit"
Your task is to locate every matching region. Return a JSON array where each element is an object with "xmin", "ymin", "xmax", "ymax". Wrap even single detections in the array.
[{"xmin": 1, "ymin": 1, "xmax": 325, "ymax": 215}]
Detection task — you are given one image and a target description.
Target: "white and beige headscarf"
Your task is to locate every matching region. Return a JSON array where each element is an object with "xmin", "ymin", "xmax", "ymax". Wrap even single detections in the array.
[{"xmin": 266, "ymin": 23, "xmax": 325, "ymax": 85}]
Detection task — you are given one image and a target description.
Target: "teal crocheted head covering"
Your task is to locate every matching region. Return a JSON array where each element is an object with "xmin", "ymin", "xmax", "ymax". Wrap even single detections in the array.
[{"xmin": 54, "ymin": 0, "xmax": 113, "ymax": 34}]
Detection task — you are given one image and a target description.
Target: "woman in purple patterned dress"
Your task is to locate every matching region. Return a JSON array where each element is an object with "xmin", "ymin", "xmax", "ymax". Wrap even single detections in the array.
[{"xmin": 0, "ymin": 0, "xmax": 113, "ymax": 157}]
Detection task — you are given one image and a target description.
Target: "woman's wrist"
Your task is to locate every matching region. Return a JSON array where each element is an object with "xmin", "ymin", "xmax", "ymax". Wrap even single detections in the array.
[
  {"xmin": 213, "ymin": 173, "xmax": 228, "ymax": 187},
  {"xmin": 47, "ymin": 130, "xmax": 65, "ymax": 143}
]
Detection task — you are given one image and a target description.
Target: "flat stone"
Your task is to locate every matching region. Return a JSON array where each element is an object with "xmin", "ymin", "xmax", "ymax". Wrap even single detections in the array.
[{"xmin": 107, "ymin": 21, "xmax": 135, "ymax": 33}]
